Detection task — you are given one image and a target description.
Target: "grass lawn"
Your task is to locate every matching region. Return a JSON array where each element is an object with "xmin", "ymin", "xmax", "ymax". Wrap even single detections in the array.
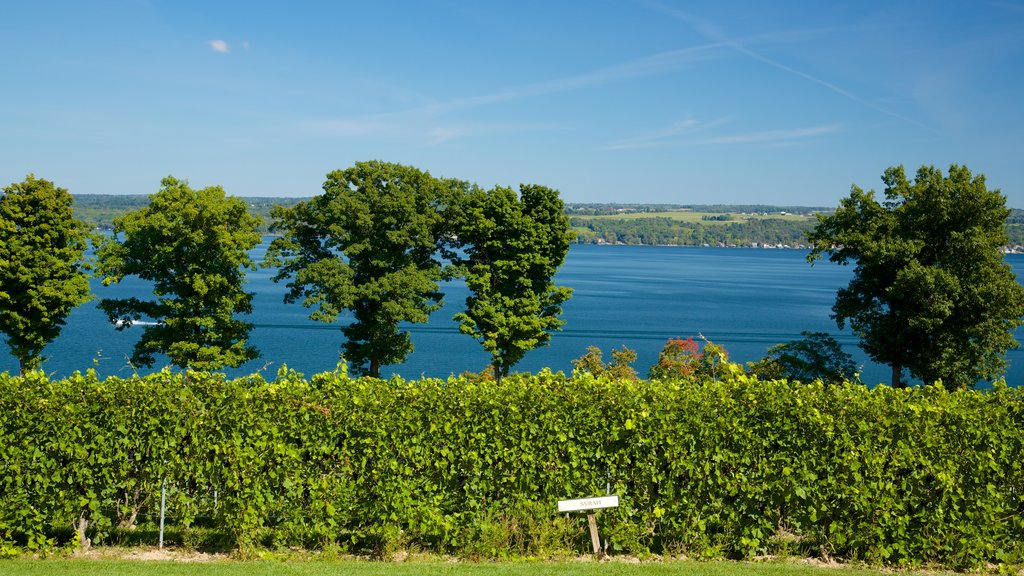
[{"xmin": 0, "ymin": 557, "xmax": 956, "ymax": 576}]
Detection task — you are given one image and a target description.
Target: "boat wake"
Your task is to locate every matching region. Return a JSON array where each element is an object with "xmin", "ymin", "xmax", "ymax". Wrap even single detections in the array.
[{"xmin": 113, "ymin": 320, "xmax": 161, "ymax": 327}]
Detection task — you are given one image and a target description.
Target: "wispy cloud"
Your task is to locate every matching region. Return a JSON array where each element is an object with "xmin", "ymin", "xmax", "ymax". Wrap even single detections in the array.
[
  {"xmin": 304, "ymin": 114, "xmax": 561, "ymax": 146},
  {"xmin": 303, "ymin": 19, "xmax": 880, "ymax": 148},
  {"xmin": 693, "ymin": 123, "xmax": 842, "ymax": 146},
  {"xmin": 990, "ymin": 1, "xmax": 1024, "ymax": 13},
  {"xmin": 427, "ymin": 121, "xmax": 562, "ymax": 145},
  {"xmin": 305, "ymin": 42, "xmax": 729, "ymax": 144},
  {"xmin": 208, "ymin": 39, "xmax": 229, "ymax": 53},
  {"xmin": 308, "ymin": 118, "xmax": 393, "ymax": 138},
  {"xmin": 427, "ymin": 43, "xmax": 726, "ymax": 115},
  {"xmin": 645, "ymin": 2, "xmax": 935, "ymax": 132},
  {"xmin": 606, "ymin": 116, "xmax": 730, "ymax": 150},
  {"xmin": 610, "ymin": 120, "xmax": 841, "ymax": 150}
]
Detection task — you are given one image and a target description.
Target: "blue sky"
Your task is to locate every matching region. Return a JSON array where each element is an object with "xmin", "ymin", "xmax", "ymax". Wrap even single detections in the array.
[{"xmin": 2, "ymin": 1, "xmax": 1023, "ymax": 206}]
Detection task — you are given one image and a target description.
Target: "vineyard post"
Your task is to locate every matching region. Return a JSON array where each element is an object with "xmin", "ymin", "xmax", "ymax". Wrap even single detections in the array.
[
  {"xmin": 159, "ymin": 472, "xmax": 167, "ymax": 548},
  {"xmin": 557, "ymin": 495, "xmax": 619, "ymax": 557}
]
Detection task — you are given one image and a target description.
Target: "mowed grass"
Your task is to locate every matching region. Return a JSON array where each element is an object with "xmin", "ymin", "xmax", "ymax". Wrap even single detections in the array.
[
  {"xmin": 574, "ymin": 211, "xmax": 816, "ymax": 224},
  {"xmin": 0, "ymin": 559, "xmax": 956, "ymax": 576}
]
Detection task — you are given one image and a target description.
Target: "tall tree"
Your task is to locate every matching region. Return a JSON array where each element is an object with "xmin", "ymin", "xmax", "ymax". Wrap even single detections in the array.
[
  {"xmin": 808, "ymin": 164, "xmax": 1024, "ymax": 388},
  {"xmin": 0, "ymin": 175, "xmax": 92, "ymax": 374},
  {"xmin": 265, "ymin": 161, "xmax": 454, "ymax": 378},
  {"xmin": 96, "ymin": 176, "xmax": 261, "ymax": 370},
  {"xmin": 453, "ymin": 184, "xmax": 573, "ymax": 382}
]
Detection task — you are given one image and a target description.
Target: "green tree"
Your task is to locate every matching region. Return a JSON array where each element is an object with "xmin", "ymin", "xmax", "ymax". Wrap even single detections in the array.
[
  {"xmin": 0, "ymin": 175, "xmax": 92, "ymax": 374},
  {"xmin": 747, "ymin": 331, "xmax": 858, "ymax": 385},
  {"xmin": 453, "ymin": 184, "xmax": 573, "ymax": 382},
  {"xmin": 648, "ymin": 337, "xmax": 701, "ymax": 381},
  {"xmin": 808, "ymin": 164, "xmax": 1024, "ymax": 389},
  {"xmin": 265, "ymin": 161, "xmax": 455, "ymax": 378},
  {"xmin": 571, "ymin": 345, "xmax": 639, "ymax": 380},
  {"xmin": 648, "ymin": 336, "xmax": 730, "ymax": 382},
  {"xmin": 96, "ymin": 176, "xmax": 261, "ymax": 370}
]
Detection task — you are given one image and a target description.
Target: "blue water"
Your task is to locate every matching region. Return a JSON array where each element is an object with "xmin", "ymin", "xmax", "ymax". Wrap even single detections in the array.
[{"xmin": 4, "ymin": 242, "xmax": 1023, "ymax": 386}]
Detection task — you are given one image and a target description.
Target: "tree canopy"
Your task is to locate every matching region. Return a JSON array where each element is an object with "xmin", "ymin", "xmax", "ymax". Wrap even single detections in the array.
[
  {"xmin": 452, "ymin": 184, "xmax": 573, "ymax": 381},
  {"xmin": 571, "ymin": 345, "xmax": 639, "ymax": 380},
  {"xmin": 265, "ymin": 161, "xmax": 455, "ymax": 378},
  {"xmin": 0, "ymin": 175, "xmax": 92, "ymax": 374},
  {"xmin": 96, "ymin": 176, "xmax": 261, "ymax": 370},
  {"xmin": 648, "ymin": 336, "xmax": 731, "ymax": 382},
  {"xmin": 808, "ymin": 164, "xmax": 1024, "ymax": 388},
  {"xmin": 746, "ymin": 331, "xmax": 858, "ymax": 385}
]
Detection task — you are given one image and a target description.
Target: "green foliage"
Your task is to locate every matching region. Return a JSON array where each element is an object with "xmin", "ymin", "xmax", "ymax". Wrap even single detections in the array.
[
  {"xmin": 648, "ymin": 336, "xmax": 732, "ymax": 382},
  {"xmin": 96, "ymin": 176, "xmax": 261, "ymax": 370},
  {"xmin": 808, "ymin": 164, "xmax": 1024, "ymax": 389},
  {"xmin": 571, "ymin": 345, "xmax": 639, "ymax": 380},
  {"xmin": 649, "ymin": 337, "xmax": 701, "ymax": 380},
  {"xmin": 0, "ymin": 370, "xmax": 1021, "ymax": 568},
  {"xmin": 71, "ymin": 194, "xmax": 305, "ymax": 233},
  {"xmin": 0, "ymin": 559, "xmax": 940, "ymax": 576},
  {"xmin": 0, "ymin": 175, "xmax": 92, "ymax": 374},
  {"xmin": 64, "ymin": 195, "xmax": 1024, "ymax": 247},
  {"xmin": 265, "ymin": 161, "xmax": 457, "ymax": 378},
  {"xmin": 571, "ymin": 215, "xmax": 814, "ymax": 246},
  {"xmin": 1008, "ymin": 224, "xmax": 1024, "ymax": 246},
  {"xmin": 452, "ymin": 184, "xmax": 574, "ymax": 381},
  {"xmin": 264, "ymin": 164, "xmax": 575, "ymax": 381},
  {"xmin": 747, "ymin": 331, "xmax": 858, "ymax": 385}
]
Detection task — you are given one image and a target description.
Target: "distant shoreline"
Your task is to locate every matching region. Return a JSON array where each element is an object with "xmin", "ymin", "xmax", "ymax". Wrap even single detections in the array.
[
  {"xmin": 571, "ymin": 241, "xmax": 1024, "ymax": 254},
  {"xmin": 575, "ymin": 240, "xmax": 809, "ymax": 249}
]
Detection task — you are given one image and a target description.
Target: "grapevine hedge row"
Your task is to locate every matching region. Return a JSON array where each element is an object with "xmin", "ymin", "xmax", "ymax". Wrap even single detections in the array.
[{"xmin": 0, "ymin": 368, "xmax": 1021, "ymax": 566}]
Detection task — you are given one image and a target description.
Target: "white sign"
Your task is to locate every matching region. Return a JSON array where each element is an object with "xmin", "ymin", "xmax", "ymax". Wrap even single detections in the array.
[{"xmin": 557, "ymin": 495, "xmax": 619, "ymax": 513}]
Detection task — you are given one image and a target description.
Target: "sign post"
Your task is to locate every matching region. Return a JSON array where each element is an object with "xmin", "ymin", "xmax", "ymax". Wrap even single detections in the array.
[{"xmin": 557, "ymin": 495, "xmax": 619, "ymax": 557}]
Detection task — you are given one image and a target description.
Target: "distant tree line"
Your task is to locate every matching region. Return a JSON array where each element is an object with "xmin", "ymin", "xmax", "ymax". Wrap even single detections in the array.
[
  {"xmin": 570, "ymin": 215, "xmax": 815, "ymax": 247},
  {"xmin": 1006, "ymin": 209, "xmax": 1024, "ymax": 245},
  {"xmin": 573, "ymin": 209, "xmax": 1024, "ymax": 251},
  {"xmin": 72, "ymin": 196, "xmax": 1024, "ymax": 248},
  {"xmin": 564, "ymin": 202, "xmax": 832, "ymax": 216},
  {"xmin": 73, "ymin": 194, "xmax": 304, "ymax": 232},
  {"xmin": 564, "ymin": 203, "xmax": 675, "ymax": 216}
]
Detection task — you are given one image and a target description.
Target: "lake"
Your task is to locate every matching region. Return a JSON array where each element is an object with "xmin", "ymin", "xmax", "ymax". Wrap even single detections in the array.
[{"xmin": 4, "ymin": 242, "xmax": 1023, "ymax": 386}]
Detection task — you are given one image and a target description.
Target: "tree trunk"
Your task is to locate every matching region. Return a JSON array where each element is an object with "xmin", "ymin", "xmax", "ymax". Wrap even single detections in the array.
[
  {"xmin": 891, "ymin": 363, "xmax": 904, "ymax": 388},
  {"xmin": 370, "ymin": 358, "xmax": 380, "ymax": 379},
  {"xmin": 75, "ymin": 512, "xmax": 91, "ymax": 551},
  {"xmin": 19, "ymin": 357, "xmax": 28, "ymax": 377},
  {"xmin": 118, "ymin": 484, "xmax": 143, "ymax": 530}
]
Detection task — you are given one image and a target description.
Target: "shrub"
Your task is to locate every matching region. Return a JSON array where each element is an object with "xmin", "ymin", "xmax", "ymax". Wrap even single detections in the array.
[{"xmin": 0, "ymin": 369, "xmax": 1020, "ymax": 567}]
